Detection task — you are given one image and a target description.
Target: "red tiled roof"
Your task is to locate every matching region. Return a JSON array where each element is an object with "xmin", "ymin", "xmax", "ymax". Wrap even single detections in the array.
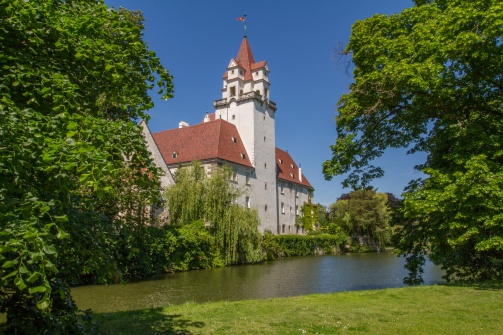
[
  {"xmin": 222, "ymin": 38, "xmax": 266, "ymax": 81},
  {"xmin": 276, "ymin": 148, "xmax": 313, "ymax": 189},
  {"xmin": 251, "ymin": 60, "xmax": 266, "ymax": 71},
  {"xmin": 152, "ymin": 119, "xmax": 253, "ymax": 168}
]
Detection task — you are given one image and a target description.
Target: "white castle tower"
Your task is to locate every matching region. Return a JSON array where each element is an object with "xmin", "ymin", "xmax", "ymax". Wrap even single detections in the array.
[{"xmin": 213, "ymin": 37, "xmax": 279, "ymax": 232}]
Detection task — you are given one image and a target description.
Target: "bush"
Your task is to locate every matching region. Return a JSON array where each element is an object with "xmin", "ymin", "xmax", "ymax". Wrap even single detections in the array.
[
  {"xmin": 264, "ymin": 234, "xmax": 348, "ymax": 259},
  {"xmin": 164, "ymin": 221, "xmax": 224, "ymax": 272}
]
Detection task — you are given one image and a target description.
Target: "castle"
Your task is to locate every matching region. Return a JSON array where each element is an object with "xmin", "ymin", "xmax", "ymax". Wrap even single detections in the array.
[{"xmin": 142, "ymin": 37, "xmax": 313, "ymax": 234}]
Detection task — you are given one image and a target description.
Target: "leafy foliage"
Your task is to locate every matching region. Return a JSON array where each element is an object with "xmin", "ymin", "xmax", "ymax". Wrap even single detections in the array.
[
  {"xmin": 164, "ymin": 162, "xmax": 263, "ymax": 265},
  {"xmin": 297, "ymin": 202, "xmax": 318, "ymax": 232},
  {"xmin": 329, "ymin": 190, "xmax": 392, "ymax": 248},
  {"xmin": 263, "ymin": 233, "xmax": 348, "ymax": 260},
  {"xmin": 323, "ymin": 0, "xmax": 503, "ymax": 282},
  {"xmin": 0, "ymin": 0, "xmax": 173, "ymax": 333}
]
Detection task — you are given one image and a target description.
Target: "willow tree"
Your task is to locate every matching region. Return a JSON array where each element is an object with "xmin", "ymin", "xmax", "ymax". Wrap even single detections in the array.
[
  {"xmin": 0, "ymin": 0, "xmax": 173, "ymax": 332},
  {"xmin": 323, "ymin": 0, "xmax": 503, "ymax": 283},
  {"xmin": 164, "ymin": 162, "xmax": 262, "ymax": 265}
]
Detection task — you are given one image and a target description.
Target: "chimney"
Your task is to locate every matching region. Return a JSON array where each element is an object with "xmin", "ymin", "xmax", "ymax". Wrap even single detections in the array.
[
  {"xmin": 178, "ymin": 121, "xmax": 189, "ymax": 128},
  {"xmin": 299, "ymin": 164, "xmax": 302, "ymax": 182}
]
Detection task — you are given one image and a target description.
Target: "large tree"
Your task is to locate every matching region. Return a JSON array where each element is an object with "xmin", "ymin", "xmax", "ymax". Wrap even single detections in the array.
[
  {"xmin": 323, "ymin": 0, "xmax": 503, "ymax": 283},
  {"xmin": 0, "ymin": 0, "xmax": 173, "ymax": 332},
  {"xmin": 329, "ymin": 190, "xmax": 391, "ymax": 248}
]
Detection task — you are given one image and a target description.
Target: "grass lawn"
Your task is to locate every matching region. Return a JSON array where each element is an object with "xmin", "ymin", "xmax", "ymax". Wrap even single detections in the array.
[{"xmin": 95, "ymin": 282, "xmax": 503, "ymax": 335}]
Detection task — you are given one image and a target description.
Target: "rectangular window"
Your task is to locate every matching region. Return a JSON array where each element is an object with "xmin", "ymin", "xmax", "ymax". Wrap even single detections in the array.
[
  {"xmin": 280, "ymin": 185, "xmax": 284, "ymax": 195},
  {"xmin": 295, "ymin": 190, "xmax": 299, "ymax": 198},
  {"xmin": 296, "ymin": 205, "xmax": 299, "ymax": 215},
  {"xmin": 230, "ymin": 86, "xmax": 236, "ymax": 97},
  {"xmin": 281, "ymin": 202, "xmax": 285, "ymax": 214},
  {"xmin": 245, "ymin": 172, "xmax": 251, "ymax": 185},
  {"xmin": 264, "ymin": 182, "xmax": 267, "ymax": 190},
  {"xmin": 265, "ymin": 204, "xmax": 268, "ymax": 212},
  {"xmin": 245, "ymin": 196, "xmax": 250, "ymax": 208},
  {"xmin": 229, "ymin": 169, "xmax": 237, "ymax": 182},
  {"xmin": 282, "ymin": 224, "xmax": 285, "ymax": 234}
]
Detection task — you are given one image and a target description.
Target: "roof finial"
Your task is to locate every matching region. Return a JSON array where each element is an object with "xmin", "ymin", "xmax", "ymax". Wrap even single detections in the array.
[{"xmin": 236, "ymin": 14, "xmax": 247, "ymax": 38}]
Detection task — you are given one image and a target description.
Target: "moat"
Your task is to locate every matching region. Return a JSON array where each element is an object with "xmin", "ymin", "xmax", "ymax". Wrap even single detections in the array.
[{"xmin": 72, "ymin": 252, "xmax": 444, "ymax": 313}]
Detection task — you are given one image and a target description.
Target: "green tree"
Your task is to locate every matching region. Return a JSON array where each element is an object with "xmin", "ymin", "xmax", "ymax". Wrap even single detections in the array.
[
  {"xmin": 298, "ymin": 202, "xmax": 318, "ymax": 232},
  {"xmin": 0, "ymin": 0, "xmax": 173, "ymax": 332},
  {"xmin": 322, "ymin": 0, "xmax": 503, "ymax": 283},
  {"xmin": 329, "ymin": 190, "xmax": 391, "ymax": 248},
  {"xmin": 164, "ymin": 162, "xmax": 263, "ymax": 265},
  {"xmin": 315, "ymin": 203, "xmax": 331, "ymax": 229}
]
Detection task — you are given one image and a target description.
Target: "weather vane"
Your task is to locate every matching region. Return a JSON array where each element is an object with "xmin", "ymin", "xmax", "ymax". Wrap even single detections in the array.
[{"xmin": 236, "ymin": 14, "xmax": 247, "ymax": 38}]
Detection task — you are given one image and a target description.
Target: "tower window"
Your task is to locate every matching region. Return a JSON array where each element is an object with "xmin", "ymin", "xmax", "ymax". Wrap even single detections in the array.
[
  {"xmin": 230, "ymin": 86, "xmax": 236, "ymax": 97},
  {"xmin": 232, "ymin": 114, "xmax": 235, "ymax": 120}
]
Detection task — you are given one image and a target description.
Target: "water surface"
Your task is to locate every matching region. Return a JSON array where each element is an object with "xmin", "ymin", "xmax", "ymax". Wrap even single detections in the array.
[{"xmin": 72, "ymin": 252, "xmax": 444, "ymax": 313}]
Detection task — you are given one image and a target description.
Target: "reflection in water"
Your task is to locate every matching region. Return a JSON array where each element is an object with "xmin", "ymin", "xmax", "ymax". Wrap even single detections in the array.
[{"xmin": 72, "ymin": 252, "xmax": 444, "ymax": 313}]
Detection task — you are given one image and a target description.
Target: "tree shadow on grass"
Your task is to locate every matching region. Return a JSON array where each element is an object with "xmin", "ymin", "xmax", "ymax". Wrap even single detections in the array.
[{"xmin": 96, "ymin": 308, "xmax": 205, "ymax": 335}]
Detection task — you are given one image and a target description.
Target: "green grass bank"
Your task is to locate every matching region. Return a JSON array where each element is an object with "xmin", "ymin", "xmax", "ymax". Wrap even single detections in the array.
[{"xmin": 96, "ymin": 283, "xmax": 503, "ymax": 335}]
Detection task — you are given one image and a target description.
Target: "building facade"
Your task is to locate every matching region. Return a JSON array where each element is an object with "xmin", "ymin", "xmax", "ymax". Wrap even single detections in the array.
[{"xmin": 142, "ymin": 37, "xmax": 313, "ymax": 234}]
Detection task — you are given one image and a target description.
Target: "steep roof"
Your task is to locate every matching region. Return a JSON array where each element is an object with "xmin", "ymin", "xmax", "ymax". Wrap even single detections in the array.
[
  {"xmin": 152, "ymin": 119, "xmax": 253, "ymax": 168},
  {"xmin": 276, "ymin": 148, "xmax": 313, "ymax": 189},
  {"xmin": 223, "ymin": 38, "xmax": 266, "ymax": 81}
]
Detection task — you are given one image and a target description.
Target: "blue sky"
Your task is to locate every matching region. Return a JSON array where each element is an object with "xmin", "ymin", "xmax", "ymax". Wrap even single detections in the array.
[{"xmin": 104, "ymin": 0, "xmax": 425, "ymax": 206}]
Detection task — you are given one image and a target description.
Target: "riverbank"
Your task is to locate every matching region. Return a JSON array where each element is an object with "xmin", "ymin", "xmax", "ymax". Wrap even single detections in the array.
[{"xmin": 96, "ymin": 282, "xmax": 503, "ymax": 335}]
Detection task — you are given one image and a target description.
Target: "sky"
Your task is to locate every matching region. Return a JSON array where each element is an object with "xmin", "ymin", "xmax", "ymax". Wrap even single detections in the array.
[{"xmin": 104, "ymin": 0, "xmax": 425, "ymax": 206}]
